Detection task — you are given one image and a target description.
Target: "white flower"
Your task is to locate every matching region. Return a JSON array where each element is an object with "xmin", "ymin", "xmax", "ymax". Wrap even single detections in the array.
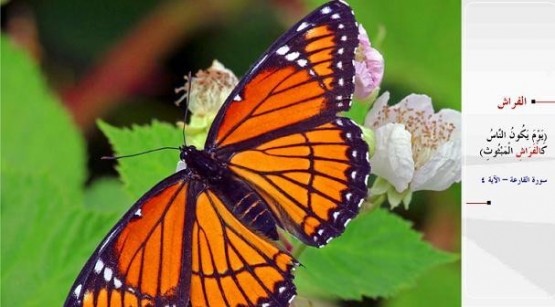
[
  {"xmin": 174, "ymin": 60, "xmax": 238, "ymax": 149},
  {"xmin": 365, "ymin": 92, "xmax": 461, "ymax": 195},
  {"xmin": 175, "ymin": 60, "xmax": 238, "ymax": 117}
]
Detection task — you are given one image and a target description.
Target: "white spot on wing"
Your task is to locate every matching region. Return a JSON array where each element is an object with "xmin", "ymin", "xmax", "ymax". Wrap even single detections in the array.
[
  {"xmin": 285, "ymin": 52, "xmax": 300, "ymax": 61},
  {"xmin": 353, "ymin": 150, "xmax": 358, "ymax": 158},
  {"xmin": 276, "ymin": 45, "xmax": 290, "ymax": 55},
  {"xmin": 279, "ymin": 286, "xmax": 286, "ymax": 294},
  {"xmin": 346, "ymin": 192, "xmax": 352, "ymax": 201},
  {"xmin": 358, "ymin": 199, "xmax": 364, "ymax": 207},
  {"xmin": 134, "ymin": 209, "xmax": 142, "ymax": 217},
  {"xmin": 74, "ymin": 284, "xmax": 82, "ymax": 297},
  {"xmin": 233, "ymin": 94, "xmax": 242, "ymax": 101},
  {"xmin": 297, "ymin": 22, "xmax": 309, "ymax": 32},
  {"xmin": 104, "ymin": 267, "xmax": 113, "ymax": 282},
  {"xmin": 338, "ymin": 48, "xmax": 344, "ymax": 55},
  {"xmin": 346, "ymin": 132, "xmax": 352, "ymax": 139},
  {"xmin": 337, "ymin": 61, "xmax": 343, "ymax": 69},
  {"xmin": 289, "ymin": 295, "xmax": 296, "ymax": 304},
  {"xmin": 341, "ymin": 35, "xmax": 347, "ymax": 41},
  {"xmin": 297, "ymin": 59, "xmax": 308, "ymax": 67},
  {"xmin": 344, "ymin": 218, "xmax": 352, "ymax": 227},
  {"xmin": 338, "ymin": 78, "xmax": 344, "ymax": 86},
  {"xmin": 318, "ymin": 229, "xmax": 324, "ymax": 235},
  {"xmin": 114, "ymin": 278, "xmax": 122, "ymax": 289},
  {"xmin": 321, "ymin": 6, "xmax": 332, "ymax": 14},
  {"xmin": 338, "ymin": 24, "xmax": 345, "ymax": 29},
  {"xmin": 332, "ymin": 13, "xmax": 340, "ymax": 19},
  {"xmin": 351, "ymin": 171, "xmax": 357, "ymax": 180},
  {"xmin": 333, "ymin": 211, "xmax": 340, "ymax": 220},
  {"xmin": 94, "ymin": 259, "xmax": 104, "ymax": 273}
]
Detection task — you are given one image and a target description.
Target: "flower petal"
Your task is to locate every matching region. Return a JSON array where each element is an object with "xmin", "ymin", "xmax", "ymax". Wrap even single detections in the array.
[
  {"xmin": 411, "ymin": 139, "xmax": 461, "ymax": 191},
  {"xmin": 370, "ymin": 123, "xmax": 415, "ymax": 192},
  {"xmin": 364, "ymin": 91, "xmax": 390, "ymax": 128},
  {"xmin": 354, "ymin": 25, "xmax": 384, "ymax": 100},
  {"xmin": 437, "ymin": 108, "xmax": 462, "ymax": 139},
  {"xmin": 396, "ymin": 94, "xmax": 435, "ymax": 118}
]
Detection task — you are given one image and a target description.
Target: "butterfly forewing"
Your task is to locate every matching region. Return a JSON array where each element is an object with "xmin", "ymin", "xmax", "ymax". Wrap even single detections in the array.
[
  {"xmin": 65, "ymin": 172, "xmax": 193, "ymax": 307},
  {"xmin": 206, "ymin": 0, "xmax": 369, "ymax": 247},
  {"xmin": 206, "ymin": 0, "xmax": 359, "ymax": 152}
]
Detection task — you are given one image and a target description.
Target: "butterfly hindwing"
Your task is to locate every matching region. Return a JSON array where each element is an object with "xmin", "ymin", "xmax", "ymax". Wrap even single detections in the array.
[
  {"xmin": 227, "ymin": 117, "xmax": 370, "ymax": 246},
  {"xmin": 206, "ymin": 0, "xmax": 359, "ymax": 152},
  {"xmin": 189, "ymin": 184, "xmax": 297, "ymax": 306}
]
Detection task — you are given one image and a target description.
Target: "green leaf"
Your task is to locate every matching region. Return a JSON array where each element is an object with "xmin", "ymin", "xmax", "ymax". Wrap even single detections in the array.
[
  {"xmin": 84, "ymin": 177, "xmax": 132, "ymax": 212},
  {"xmin": 98, "ymin": 120, "xmax": 183, "ymax": 199},
  {"xmin": 0, "ymin": 36, "xmax": 120, "ymax": 306},
  {"xmin": 295, "ymin": 208, "xmax": 457, "ymax": 300},
  {"xmin": 1, "ymin": 169, "xmax": 120, "ymax": 306},
  {"xmin": 0, "ymin": 35, "xmax": 85, "ymax": 200},
  {"xmin": 385, "ymin": 263, "xmax": 461, "ymax": 307}
]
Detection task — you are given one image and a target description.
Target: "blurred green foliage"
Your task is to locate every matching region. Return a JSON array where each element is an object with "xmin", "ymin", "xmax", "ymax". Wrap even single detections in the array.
[
  {"xmin": 385, "ymin": 263, "xmax": 461, "ymax": 307},
  {"xmin": 295, "ymin": 210, "xmax": 456, "ymax": 300},
  {"xmin": 1, "ymin": 37, "xmax": 122, "ymax": 306}
]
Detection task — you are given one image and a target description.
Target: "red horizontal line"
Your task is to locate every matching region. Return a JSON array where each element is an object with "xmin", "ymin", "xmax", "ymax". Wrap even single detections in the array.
[{"xmin": 535, "ymin": 101, "xmax": 555, "ymax": 103}]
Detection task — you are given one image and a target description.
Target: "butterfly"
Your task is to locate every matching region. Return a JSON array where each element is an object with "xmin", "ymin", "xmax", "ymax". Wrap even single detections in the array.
[{"xmin": 64, "ymin": 1, "xmax": 370, "ymax": 306}]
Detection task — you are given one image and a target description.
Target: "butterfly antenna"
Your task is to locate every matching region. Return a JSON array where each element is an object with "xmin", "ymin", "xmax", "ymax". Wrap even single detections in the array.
[{"xmin": 101, "ymin": 146, "xmax": 180, "ymax": 160}]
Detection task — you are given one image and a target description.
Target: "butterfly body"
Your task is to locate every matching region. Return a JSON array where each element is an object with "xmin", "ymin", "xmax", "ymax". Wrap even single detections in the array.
[
  {"xmin": 66, "ymin": 1, "xmax": 370, "ymax": 306},
  {"xmin": 180, "ymin": 145, "xmax": 227, "ymax": 182}
]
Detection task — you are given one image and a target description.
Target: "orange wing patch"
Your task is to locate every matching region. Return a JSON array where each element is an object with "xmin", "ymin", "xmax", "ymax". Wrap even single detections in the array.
[
  {"xmin": 207, "ymin": 3, "xmax": 359, "ymax": 150},
  {"xmin": 114, "ymin": 182, "xmax": 188, "ymax": 299},
  {"xmin": 229, "ymin": 118, "xmax": 370, "ymax": 246},
  {"xmin": 189, "ymin": 189, "xmax": 297, "ymax": 306},
  {"xmin": 214, "ymin": 65, "xmax": 331, "ymax": 148},
  {"xmin": 68, "ymin": 178, "xmax": 190, "ymax": 307}
]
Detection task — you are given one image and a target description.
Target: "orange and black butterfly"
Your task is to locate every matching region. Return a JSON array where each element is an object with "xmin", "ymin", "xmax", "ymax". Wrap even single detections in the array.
[{"xmin": 65, "ymin": 1, "xmax": 370, "ymax": 306}]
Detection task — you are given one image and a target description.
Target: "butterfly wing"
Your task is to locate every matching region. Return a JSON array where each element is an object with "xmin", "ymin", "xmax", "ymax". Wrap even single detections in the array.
[
  {"xmin": 227, "ymin": 118, "xmax": 369, "ymax": 246},
  {"xmin": 189, "ymin": 182, "xmax": 297, "ymax": 306},
  {"xmin": 65, "ymin": 171, "xmax": 296, "ymax": 307},
  {"xmin": 205, "ymin": 1, "xmax": 369, "ymax": 246},
  {"xmin": 64, "ymin": 171, "xmax": 193, "ymax": 307},
  {"xmin": 205, "ymin": 0, "xmax": 359, "ymax": 153}
]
